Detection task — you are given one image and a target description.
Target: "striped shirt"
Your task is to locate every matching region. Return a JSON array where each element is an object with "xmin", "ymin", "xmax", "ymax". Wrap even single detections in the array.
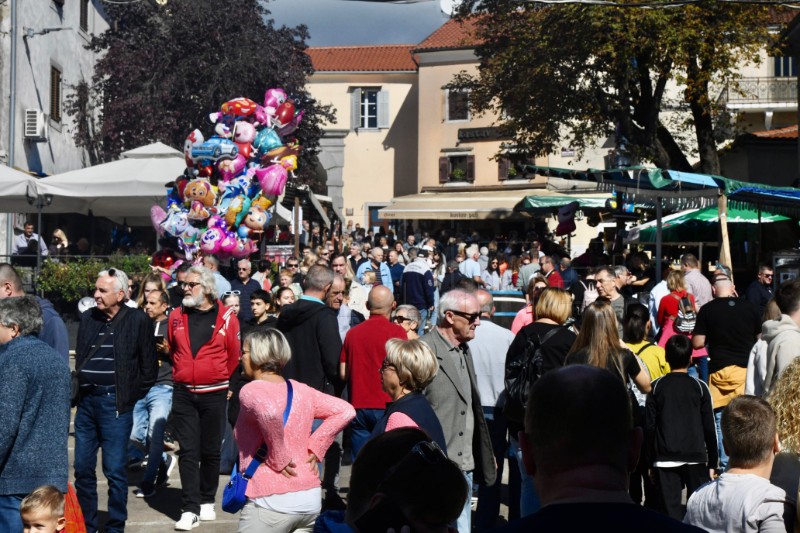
[{"xmin": 79, "ymin": 323, "xmax": 115, "ymax": 387}]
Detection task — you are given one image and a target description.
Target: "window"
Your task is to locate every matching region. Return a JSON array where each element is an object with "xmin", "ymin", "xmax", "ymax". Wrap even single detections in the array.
[
  {"xmin": 446, "ymin": 90, "xmax": 470, "ymax": 121},
  {"xmin": 439, "ymin": 155, "xmax": 475, "ymax": 183},
  {"xmin": 50, "ymin": 66, "xmax": 62, "ymax": 123},
  {"xmin": 80, "ymin": 0, "xmax": 90, "ymax": 32},
  {"xmin": 351, "ymin": 88, "xmax": 389, "ymax": 130},
  {"xmin": 773, "ymin": 56, "xmax": 797, "ymax": 78}
]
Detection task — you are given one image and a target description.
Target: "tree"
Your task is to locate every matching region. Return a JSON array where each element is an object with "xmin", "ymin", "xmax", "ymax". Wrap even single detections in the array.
[
  {"xmin": 452, "ymin": 1, "xmax": 775, "ymax": 174},
  {"xmin": 65, "ymin": 0, "xmax": 335, "ymax": 189}
]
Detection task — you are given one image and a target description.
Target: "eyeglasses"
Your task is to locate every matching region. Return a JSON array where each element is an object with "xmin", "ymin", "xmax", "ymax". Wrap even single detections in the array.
[
  {"xmin": 287, "ymin": 263, "xmax": 299, "ymax": 268},
  {"xmin": 238, "ymin": 268, "xmax": 250, "ymax": 272},
  {"xmin": 379, "ymin": 360, "xmax": 396, "ymax": 373},
  {"xmin": 393, "ymin": 315, "xmax": 411, "ymax": 324},
  {"xmin": 181, "ymin": 282, "xmax": 202, "ymax": 289},
  {"xmin": 448, "ymin": 310, "xmax": 480, "ymax": 323},
  {"xmin": 223, "ymin": 290, "xmax": 241, "ymax": 296},
  {"xmin": 763, "ymin": 273, "xmax": 774, "ymax": 279}
]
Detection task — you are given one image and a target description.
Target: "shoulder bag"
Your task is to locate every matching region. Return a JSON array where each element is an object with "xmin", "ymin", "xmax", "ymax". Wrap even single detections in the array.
[{"xmin": 222, "ymin": 379, "xmax": 294, "ymax": 514}]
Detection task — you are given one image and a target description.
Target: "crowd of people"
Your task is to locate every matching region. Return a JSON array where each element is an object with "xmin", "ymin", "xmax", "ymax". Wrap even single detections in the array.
[{"xmin": 2, "ymin": 225, "xmax": 800, "ymax": 533}]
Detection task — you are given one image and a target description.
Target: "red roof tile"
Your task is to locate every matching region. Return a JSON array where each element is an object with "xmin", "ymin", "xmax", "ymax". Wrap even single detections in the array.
[
  {"xmin": 414, "ymin": 17, "xmax": 482, "ymax": 52},
  {"xmin": 307, "ymin": 45, "xmax": 417, "ymax": 72},
  {"xmin": 752, "ymin": 124, "xmax": 798, "ymax": 139}
]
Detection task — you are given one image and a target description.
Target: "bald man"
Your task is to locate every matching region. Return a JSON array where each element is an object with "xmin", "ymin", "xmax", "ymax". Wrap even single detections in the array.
[{"xmin": 339, "ymin": 285, "xmax": 408, "ymax": 459}]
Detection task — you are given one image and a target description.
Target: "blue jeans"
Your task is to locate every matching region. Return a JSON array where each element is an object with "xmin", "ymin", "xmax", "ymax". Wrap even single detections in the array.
[
  {"xmin": 0, "ymin": 494, "xmax": 24, "ymax": 533},
  {"xmin": 714, "ymin": 408, "xmax": 729, "ymax": 471},
  {"xmin": 455, "ymin": 470, "xmax": 473, "ymax": 533},
  {"xmin": 509, "ymin": 436, "xmax": 541, "ymax": 517},
  {"xmin": 128, "ymin": 384, "xmax": 173, "ymax": 487},
  {"xmin": 350, "ymin": 408, "xmax": 384, "ymax": 461},
  {"xmin": 688, "ymin": 356, "xmax": 709, "ymax": 383},
  {"xmin": 418, "ymin": 308, "xmax": 430, "ymax": 335},
  {"xmin": 476, "ymin": 407, "xmax": 507, "ymax": 531},
  {"xmin": 74, "ymin": 389, "xmax": 134, "ymax": 533}
]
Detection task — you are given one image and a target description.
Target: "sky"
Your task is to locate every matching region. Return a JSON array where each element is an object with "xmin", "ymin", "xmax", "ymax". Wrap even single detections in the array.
[{"xmin": 265, "ymin": 0, "xmax": 453, "ymax": 47}]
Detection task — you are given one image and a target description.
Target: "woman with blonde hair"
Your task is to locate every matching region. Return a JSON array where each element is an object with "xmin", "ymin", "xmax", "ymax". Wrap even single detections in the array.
[
  {"xmin": 766, "ymin": 357, "xmax": 800, "ymax": 503},
  {"xmin": 49, "ymin": 228, "xmax": 69, "ymax": 256},
  {"xmin": 234, "ymin": 329, "xmax": 354, "ymax": 532},
  {"xmin": 566, "ymin": 300, "xmax": 651, "ymax": 394},
  {"xmin": 369, "ymin": 338, "xmax": 445, "ymax": 451}
]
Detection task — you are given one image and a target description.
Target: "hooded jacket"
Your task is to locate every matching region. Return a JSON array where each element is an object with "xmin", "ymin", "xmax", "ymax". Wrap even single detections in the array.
[
  {"xmin": 762, "ymin": 314, "xmax": 800, "ymax": 394},
  {"xmin": 400, "ymin": 258, "xmax": 434, "ymax": 310},
  {"xmin": 276, "ymin": 297, "xmax": 342, "ymax": 393}
]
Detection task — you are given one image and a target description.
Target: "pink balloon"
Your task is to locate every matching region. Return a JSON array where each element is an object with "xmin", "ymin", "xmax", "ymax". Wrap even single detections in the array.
[
  {"xmin": 199, "ymin": 227, "xmax": 224, "ymax": 254},
  {"xmin": 217, "ymin": 154, "xmax": 247, "ymax": 182},
  {"xmin": 254, "ymin": 164, "xmax": 288, "ymax": 196}
]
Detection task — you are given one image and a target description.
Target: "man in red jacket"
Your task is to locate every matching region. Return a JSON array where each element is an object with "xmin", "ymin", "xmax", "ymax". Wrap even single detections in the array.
[{"xmin": 168, "ymin": 265, "xmax": 240, "ymax": 531}]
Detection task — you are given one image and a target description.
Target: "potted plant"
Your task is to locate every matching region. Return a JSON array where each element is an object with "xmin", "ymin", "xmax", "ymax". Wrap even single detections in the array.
[{"xmin": 451, "ymin": 168, "xmax": 466, "ymax": 181}]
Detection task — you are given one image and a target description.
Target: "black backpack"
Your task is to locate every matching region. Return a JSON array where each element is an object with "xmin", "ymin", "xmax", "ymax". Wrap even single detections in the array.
[{"xmin": 503, "ymin": 327, "xmax": 561, "ymax": 424}]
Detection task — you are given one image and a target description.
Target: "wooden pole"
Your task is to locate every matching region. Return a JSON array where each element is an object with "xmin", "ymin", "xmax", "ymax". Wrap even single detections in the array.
[
  {"xmin": 294, "ymin": 195, "xmax": 300, "ymax": 258},
  {"xmin": 718, "ymin": 193, "xmax": 733, "ymax": 282}
]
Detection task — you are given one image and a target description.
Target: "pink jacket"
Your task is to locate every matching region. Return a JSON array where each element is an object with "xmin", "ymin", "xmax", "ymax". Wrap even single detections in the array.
[{"xmin": 235, "ymin": 379, "xmax": 355, "ymax": 498}]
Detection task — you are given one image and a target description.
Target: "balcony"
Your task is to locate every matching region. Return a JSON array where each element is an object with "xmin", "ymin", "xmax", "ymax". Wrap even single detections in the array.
[{"xmin": 725, "ymin": 77, "xmax": 797, "ymax": 111}]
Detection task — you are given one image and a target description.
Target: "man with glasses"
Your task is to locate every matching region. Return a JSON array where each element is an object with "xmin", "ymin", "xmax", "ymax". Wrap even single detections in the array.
[
  {"xmin": 594, "ymin": 266, "xmax": 627, "ymax": 337},
  {"xmin": 745, "ymin": 263, "xmax": 774, "ymax": 316},
  {"xmin": 285, "ymin": 255, "xmax": 304, "ymax": 285},
  {"xmin": 421, "ymin": 289, "xmax": 497, "ymax": 533},
  {"xmin": 340, "ymin": 285, "xmax": 407, "ymax": 459},
  {"xmin": 168, "ymin": 266, "xmax": 240, "ymax": 530},
  {"xmin": 229, "ymin": 258, "xmax": 261, "ymax": 322},
  {"xmin": 74, "ymin": 268, "xmax": 157, "ymax": 533}
]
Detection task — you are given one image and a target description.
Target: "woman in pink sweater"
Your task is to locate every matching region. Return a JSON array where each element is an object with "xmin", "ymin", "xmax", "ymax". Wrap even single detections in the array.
[{"xmin": 234, "ymin": 329, "xmax": 355, "ymax": 532}]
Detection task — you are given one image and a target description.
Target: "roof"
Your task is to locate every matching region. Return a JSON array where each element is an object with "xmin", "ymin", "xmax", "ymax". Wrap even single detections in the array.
[
  {"xmin": 307, "ymin": 45, "xmax": 417, "ymax": 72},
  {"xmin": 414, "ymin": 17, "xmax": 482, "ymax": 52},
  {"xmin": 750, "ymin": 124, "xmax": 798, "ymax": 139}
]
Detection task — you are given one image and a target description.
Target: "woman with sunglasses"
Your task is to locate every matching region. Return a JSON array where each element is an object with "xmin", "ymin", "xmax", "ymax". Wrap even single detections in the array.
[
  {"xmin": 392, "ymin": 305, "xmax": 421, "ymax": 340},
  {"xmin": 510, "ymin": 274, "xmax": 549, "ymax": 334},
  {"xmin": 481, "ymin": 256, "xmax": 512, "ymax": 291},
  {"xmin": 370, "ymin": 338, "xmax": 446, "ymax": 451}
]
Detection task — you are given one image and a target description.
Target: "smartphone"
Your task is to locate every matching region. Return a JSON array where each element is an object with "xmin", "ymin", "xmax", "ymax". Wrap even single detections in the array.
[
  {"xmin": 154, "ymin": 334, "xmax": 165, "ymax": 343},
  {"xmin": 355, "ymin": 497, "xmax": 410, "ymax": 533}
]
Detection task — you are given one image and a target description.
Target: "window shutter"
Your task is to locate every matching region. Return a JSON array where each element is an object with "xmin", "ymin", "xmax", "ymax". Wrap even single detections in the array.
[
  {"xmin": 498, "ymin": 158, "xmax": 509, "ymax": 181},
  {"xmin": 466, "ymin": 155, "xmax": 475, "ymax": 182},
  {"xmin": 351, "ymin": 88, "xmax": 361, "ymax": 131},
  {"xmin": 377, "ymin": 90, "xmax": 390, "ymax": 128},
  {"xmin": 439, "ymin": 157, "xmax": 450, "ymax": 183}
]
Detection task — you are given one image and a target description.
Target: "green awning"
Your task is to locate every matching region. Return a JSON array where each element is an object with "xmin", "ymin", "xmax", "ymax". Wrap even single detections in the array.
[{"xmin": 522, "ymin": 194, "xmax": 611, "ymax": 210}]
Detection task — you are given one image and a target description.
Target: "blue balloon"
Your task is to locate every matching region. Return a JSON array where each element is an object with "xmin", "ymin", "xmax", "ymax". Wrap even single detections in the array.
[{"xmin": 253, "ymin": 127, "xmax": 282, "ymax": 155}]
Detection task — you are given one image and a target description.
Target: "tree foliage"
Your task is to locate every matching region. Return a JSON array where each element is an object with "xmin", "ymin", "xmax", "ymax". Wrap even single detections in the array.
[
  {"xmin": 452, "ymin": 0, "xmax": 775, "ymax": 173},
  {"xmin": 65, "ymin": 0, "xmax": 335, "ymax": 189}
]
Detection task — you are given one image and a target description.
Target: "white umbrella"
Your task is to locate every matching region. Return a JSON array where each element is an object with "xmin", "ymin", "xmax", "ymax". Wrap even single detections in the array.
[
  {"xmin": 37, "ymin": 142, "xmax": 185, "ymax": 224},
  {"xmin": 0, "ymin": 165, "xmax": 45, "ymax": 213}
]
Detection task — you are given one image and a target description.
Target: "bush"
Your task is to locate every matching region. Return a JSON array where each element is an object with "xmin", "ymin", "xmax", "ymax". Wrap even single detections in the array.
[{"xmin": 38, "ymin": 255, "xmax": 153, "ymax": 304}]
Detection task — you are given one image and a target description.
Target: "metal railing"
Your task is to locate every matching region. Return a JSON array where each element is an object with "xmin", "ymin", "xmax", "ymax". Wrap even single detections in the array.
[{"xmin": 726, "ymin": 77, "xmax": 797, "ymax": 106}]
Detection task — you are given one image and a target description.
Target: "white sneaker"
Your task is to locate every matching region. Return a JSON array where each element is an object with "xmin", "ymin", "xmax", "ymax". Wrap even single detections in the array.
[
  {"xmin": 199, "ymin": 503, "xmax": 216, "ymax": 521},
  {"xmin": 174, "ymin": 512, "xmax": 199, "ymax": 530}
]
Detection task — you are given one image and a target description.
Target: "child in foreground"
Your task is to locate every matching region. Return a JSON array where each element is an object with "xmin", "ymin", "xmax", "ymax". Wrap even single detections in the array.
[
  {"xmin": 20, "ymin": 485, "xmax": 66, "ymax": 533},
  {"xmin": 684, "ymin": 395, "xmax": 795, "ymax": 532}
]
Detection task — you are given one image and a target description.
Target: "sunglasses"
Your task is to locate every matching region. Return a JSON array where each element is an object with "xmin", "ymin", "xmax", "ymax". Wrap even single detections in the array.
[
  {"xmin": 181, "ymin": 282, "xmax": 202, "ymax": 289},
  {"xmin": 287, "ymin": 263, "xmax": 299, "ymax": 268},
  {"xmin": 223, "ymin": 290, "xmax": 241, "ymax": 296},
  {"xmin": 393, "ymin": 315, "xmax": 411, "ymax": 324},
  {"xmin": 379, "ymin": 360, "xmax": 396, "ymax": 373},
  {"xmin": 449, "ymin": 310, "xmax": 480, "ymax": 323}
]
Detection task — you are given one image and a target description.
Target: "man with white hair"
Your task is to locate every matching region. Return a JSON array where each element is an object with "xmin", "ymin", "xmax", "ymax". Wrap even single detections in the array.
[
  {"xmin": 73, "ymin": 268, "xmax": 158, "ymax": 533},
  {"xmin": 230, "ymin": 258, "xmax": 261, "ymax": 322},
  {"xmin": 202, "ymin": 254, "xmax": 231, "ymax": 298},
  {"xmin": 356, "ymin": 246, "xmax": 391, "ymax": 287},
  {"xmin": 459, "ymin": 245, "xmax": 482, "ymax": 283},
  {"xmin": 422, "ymin": 289, "xmax": 496, "ymax": 533},
  {"xmin": 168, "ymin": 266, "xmax": 240, "ymax": 530}
]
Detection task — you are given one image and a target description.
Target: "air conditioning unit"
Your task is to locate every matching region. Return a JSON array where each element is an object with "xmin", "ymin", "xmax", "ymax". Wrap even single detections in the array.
[{"xmin": 24, "ymin": 109, "xmax": 48, "ymax": 142}]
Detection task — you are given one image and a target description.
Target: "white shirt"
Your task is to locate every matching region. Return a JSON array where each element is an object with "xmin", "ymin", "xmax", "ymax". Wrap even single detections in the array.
[
  {"xmin": 12, "ymin": 232, "xmax": 48, "ymax": 256},
  {"xmin": 649, "ymin": 280, "xmax": 670, "ymax": 337},
  {"xmin": 468, "ymin": 319, "xmax": 515, "ymax": 408}
]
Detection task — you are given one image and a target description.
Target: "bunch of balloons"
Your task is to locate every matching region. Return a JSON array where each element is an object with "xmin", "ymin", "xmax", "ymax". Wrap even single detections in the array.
[{"xmin": 151, "ymin": 88, "xmax": 303, "ymax": 260}]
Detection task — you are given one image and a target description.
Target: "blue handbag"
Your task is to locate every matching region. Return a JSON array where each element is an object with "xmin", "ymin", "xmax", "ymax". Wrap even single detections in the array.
[{"xmin": 222, "ymin": 379, "xmax": 293, "ymax": 514}]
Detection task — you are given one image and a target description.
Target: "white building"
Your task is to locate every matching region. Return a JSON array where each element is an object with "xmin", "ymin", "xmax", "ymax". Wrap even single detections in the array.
[{"xmin": 0, "ymin": 0, "xmax": 110, "ymax": 254}]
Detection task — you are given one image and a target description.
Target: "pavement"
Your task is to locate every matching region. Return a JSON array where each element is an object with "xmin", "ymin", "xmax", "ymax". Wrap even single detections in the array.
[{"xmin": 68, "ymin": 411, "xmax": 510, "ymax": 532}]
